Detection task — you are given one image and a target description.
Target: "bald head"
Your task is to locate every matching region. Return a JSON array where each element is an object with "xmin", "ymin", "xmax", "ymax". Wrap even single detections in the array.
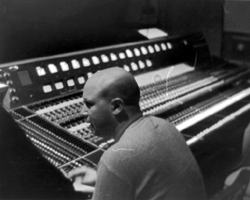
[{"xmin": 84, "ymin": 67, "xmax": 140, "ymax": 106}]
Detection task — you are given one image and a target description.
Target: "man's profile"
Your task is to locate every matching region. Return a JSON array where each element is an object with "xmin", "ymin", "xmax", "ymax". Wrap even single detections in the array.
[{"xmin": 69, "ymin": 67, "xmax": 207, "ymax": 200}]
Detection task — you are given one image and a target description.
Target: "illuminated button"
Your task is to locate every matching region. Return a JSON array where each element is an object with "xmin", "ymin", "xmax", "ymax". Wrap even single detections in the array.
[
  {"xmin": 167, "ymin": 42, "xmax": 173, "ymax": 49},
  {"xmin": 9, "ymin": 65, "xmax": 19, "ymax": 71},
  {"xmin": 87, "ymin": 72, "xmax": 93, "ymax": 78},
  {"xmin": 133, "ymin": 48, "xmax": 141, "ymax": 56},
  {"xmin": 11, "ymin": 96, "xmax": 19, "ymax": 102},
  {"xmin": 6, "ymin": 80, "xmax": 13, "ymax": 85},
  {"xmin": 82, "ymin": 58, "xmax": 91, "ymax": 67},
  {"xmin": 131, "ymin": 62, "xmax": 138, "ymax": 71},
  {"xmin": 119, "ymin": 52, "xmax": 126, "ymax": 59},
  {"xmin": 92, "ymin": 56, "xmax": 100, "ymax": 65},
  {"xmin": 110, "ymin": 53, "xmax": 118, "ymax": 61},
  {"xmin": 43, "ymin": 85, "xmax": 52, "ymax": 93},
  {"xmin": 161, "ymin": 43, "xmax": 167, "ymax": 50},
  {"xmin": 48, "ymin": 64, "xmax": 58, "ymax": 74},
  {"xmin": 36, "ymin": 66, "xmax": 46, "ymax": 76},
  {"xmin": 125, "ymin": 49, "xmax": 133, "ymax": 58},
  {"xmin": 9, "ymin": 88, "xmax": 16, "ymax": 94},
  {"xmin": 60, "ymin": 61, "xmax": 69, "ymax": 71},
  {"xmin": 140, "ymin": 46, "xmax": 148, "ymax": 55},
  {"xmin": 123, "ymin": 65, "xmax": 130, "ymax": 72},
  {"xmin": 138, "ymin": 60, "xmax": 145, "ymax": 69},
  {"xmin": 148, "ymin": 45, "xmax": 154, "ymax": 54},
  {"xmin": 146, "ymin": 59, "xmax": 152, "ymax": 67},
  {"xmin": 55, "ymin": 82, "xmax": 64, "ymax": 90},
  {"xmin": 3, "ymin": 72, "xmax": 10, "ymax": 78},
  {"xmin": 154, "ymin": 44, "xmax": 161, "ymax": 52},
  {"xmin": 77, "ymin": 76, "xmax": 85, "ymax": 84},
  {"xmin": 71, "ymin": 59, "xmax": 81, "ymax": 69},
  {"xmin": 67, "ymin": 79, "xmax": 75, "ymax": 87},
  {"xmin": 101, "ymin": 54, "xmax": 109, "ymax": 63}
]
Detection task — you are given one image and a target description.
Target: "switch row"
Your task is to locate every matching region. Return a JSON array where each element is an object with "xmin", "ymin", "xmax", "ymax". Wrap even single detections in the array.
[
  {"xmin": 35, "ymin": 42, "xmax": 173, "ymax": 77},
  {"xmin": 123, "ymin": 59, "xmax": 152, "ymax": 72},
  {"xmin": 42, "ymin": 76, "xmax": 85, "ymax": 93}
]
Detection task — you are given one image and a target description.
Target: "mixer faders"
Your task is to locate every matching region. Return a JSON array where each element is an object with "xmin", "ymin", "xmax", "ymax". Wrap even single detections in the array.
[{"xmin": 28, "ymin": 93, "xmax": 107, "ymax": 147}]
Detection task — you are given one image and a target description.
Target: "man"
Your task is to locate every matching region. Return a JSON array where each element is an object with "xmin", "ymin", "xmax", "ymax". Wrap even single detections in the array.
[{"xmin": 68, "ymin": 67, "xmax": 207, "ymax": 200}]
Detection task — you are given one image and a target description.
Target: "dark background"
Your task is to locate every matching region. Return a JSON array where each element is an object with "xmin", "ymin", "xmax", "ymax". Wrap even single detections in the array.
[{"xmin": 0, "ymin": 0, "xmax": 230, "ymax": 64}]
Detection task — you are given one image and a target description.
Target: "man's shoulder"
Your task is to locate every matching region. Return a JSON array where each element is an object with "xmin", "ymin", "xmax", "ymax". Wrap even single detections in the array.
[
  {"xmin": 146, "ymin": 115, "xmax": 172, "ymax": 126},
  {"xmin": 100, "ymin": 116, "xmax": 184, "ymax": 166},
  {"xmin": 131, "ymin": 115, "xmax": 174, "ymax": 131},
  {"xmin": 140, "ymin": 116, "xmax": 179, "ymax": 135},
  {"xmin": 117, "ymin": 115, "xmax": 182, "ymax": 148},
  {"xmin": 101, "ymin": 140, "xmax": 136, "ymax": 162}
]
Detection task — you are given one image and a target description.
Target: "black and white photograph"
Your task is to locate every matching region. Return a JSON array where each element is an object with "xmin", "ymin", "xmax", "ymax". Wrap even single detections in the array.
[{"xmin": 0, "ymin": 0, "xmax": 250, "ymax": 199}]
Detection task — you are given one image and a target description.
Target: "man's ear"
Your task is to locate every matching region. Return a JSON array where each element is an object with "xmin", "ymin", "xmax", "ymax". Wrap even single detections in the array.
[{"xmin": 111, "ymin": 98, "xmax": 124, "ymax": 115}]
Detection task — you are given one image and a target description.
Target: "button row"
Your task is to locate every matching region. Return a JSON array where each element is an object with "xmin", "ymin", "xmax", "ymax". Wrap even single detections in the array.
[
  {"xmin": 36, "ymin": 42, "xmax": 173, "ymax": 77},
  {"xmin": 42, "ymin": 59, "xmax": 153, "ymax": 93},
  {"xmin": 42, "ymin": 76, "xmax": 85, "ymax": 93},
  {"xmin": 123, "ymin": 59, "xmax": 153, "ymax": 72}
]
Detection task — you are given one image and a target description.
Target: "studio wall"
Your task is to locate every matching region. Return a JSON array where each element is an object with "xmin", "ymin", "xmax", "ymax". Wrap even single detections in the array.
[{"xmin": 0, "ymin": 0, "xmax": 223, "ymax": 64}]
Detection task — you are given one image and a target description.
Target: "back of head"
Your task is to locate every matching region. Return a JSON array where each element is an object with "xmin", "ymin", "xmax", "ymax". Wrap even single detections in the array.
[{"xmin": 85, "ymin": 67, "xmax": 141, "ymax": 107}]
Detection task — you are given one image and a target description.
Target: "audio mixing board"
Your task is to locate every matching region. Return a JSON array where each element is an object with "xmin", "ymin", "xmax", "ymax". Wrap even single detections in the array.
[{"xmin": 1, "ymin": 33, "xmax": 250, "ymax": 194}]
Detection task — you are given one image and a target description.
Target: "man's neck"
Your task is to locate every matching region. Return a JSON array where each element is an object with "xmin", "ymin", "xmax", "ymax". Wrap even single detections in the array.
[{"xmin": 114, "ymin": 109, "xmax": 143, "ymax": 142}]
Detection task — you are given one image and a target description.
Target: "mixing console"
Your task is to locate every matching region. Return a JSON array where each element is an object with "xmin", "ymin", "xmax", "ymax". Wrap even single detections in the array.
[
  {"xmin": 12, "ymin": 107, "xmax": 111, "ymax": 174},
  {"xmin": 168, "ymin": 85, "xmax": 250, "ymax": 131},
  {"xmin": 1, "ymin": 33, "xmax": 250, "ymax": 194},
  {"xmin": 139, "ymin": 65, "xmax": 248, "ymax": 115}
]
